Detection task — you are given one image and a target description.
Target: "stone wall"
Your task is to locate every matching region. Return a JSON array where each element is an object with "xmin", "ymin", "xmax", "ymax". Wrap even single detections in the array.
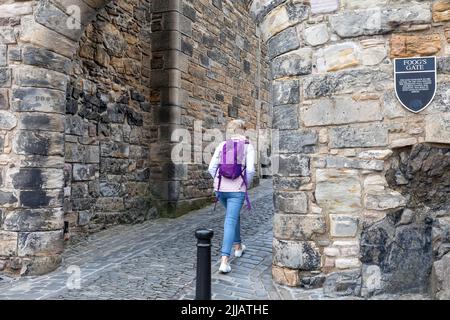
[
  {"xmin": 249, "ymin": 0, "xmax": 450, "ymax": 298},
  {"xmin": 0, "ymin": 0, "xmax": 268, "ymax": 275},
  {"xmin": 153, "ymin": 0, "xmax": 271, "ymax": 217},
  {"xmin": 64, "ymin": 0, "xmax": 156, "ymax": 234}
]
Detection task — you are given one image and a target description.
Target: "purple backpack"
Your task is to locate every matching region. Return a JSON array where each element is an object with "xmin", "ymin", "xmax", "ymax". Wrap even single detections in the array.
[{"xmin": 214, "ymin": 139, "xmax": 251, "ymax": 210}]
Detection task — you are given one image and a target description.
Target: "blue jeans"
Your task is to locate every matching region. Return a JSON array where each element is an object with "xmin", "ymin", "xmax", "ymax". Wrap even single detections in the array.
[{"xmin": 216, "ymin": 191, "xmax": 245, "ymax": 257}]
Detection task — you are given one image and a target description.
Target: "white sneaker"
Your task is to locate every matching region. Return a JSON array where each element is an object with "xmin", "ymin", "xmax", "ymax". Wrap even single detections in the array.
[
  {"xmin": 219, "ymin": 262, "xmax": 231, "ymax": 273},
  {"xmin": 234, "ymin": 244, "xmax": 246, "ymax": 258}
]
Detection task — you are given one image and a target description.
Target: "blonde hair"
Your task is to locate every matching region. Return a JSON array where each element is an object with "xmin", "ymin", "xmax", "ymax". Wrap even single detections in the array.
[{"xmin": 227, "ymin": 119, "xmax": 246, "ymax": 133}]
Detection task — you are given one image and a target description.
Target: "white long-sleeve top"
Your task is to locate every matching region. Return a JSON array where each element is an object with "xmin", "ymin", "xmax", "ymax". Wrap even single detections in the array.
[{"xmin": 208, "ymin": 137, "xmax": 255, "ymax": 192}]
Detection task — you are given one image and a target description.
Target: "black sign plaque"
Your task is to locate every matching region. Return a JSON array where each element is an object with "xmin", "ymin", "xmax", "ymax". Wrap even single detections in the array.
[{"xmin": 394, "ymin": 56, "xmax": 437, "ymax": 113}]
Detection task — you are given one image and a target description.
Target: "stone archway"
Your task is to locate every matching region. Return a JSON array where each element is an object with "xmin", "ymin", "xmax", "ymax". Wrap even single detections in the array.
[{"xmin": 0, "ymin": 0, "xmax": 184, "ymax": 275}]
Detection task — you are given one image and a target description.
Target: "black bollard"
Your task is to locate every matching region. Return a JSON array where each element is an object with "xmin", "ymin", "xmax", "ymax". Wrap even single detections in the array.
[{"xmin": 195, "ymin": 228, "xmax": 214, "ymax": 300}]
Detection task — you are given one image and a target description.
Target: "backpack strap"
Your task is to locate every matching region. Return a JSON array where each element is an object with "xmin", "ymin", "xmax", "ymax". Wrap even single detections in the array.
[{"xmin": 240, "ymin": 167, "xmax": 252, "ymax": 211}]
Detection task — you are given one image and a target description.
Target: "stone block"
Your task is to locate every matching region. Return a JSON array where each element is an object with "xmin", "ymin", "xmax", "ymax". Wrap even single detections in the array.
[
  {"xmin": 273, "ymin": 104, "xmax": 298, "ymax": 130},
  {"xmin": 0, "ymin": 88, "xmax": 8, "ymax": 110},
  {"xmin": 278, "ymin": 130, "xmax": 317, "ymax": 154},
  {"xmin": 18, "ymin": 230, "xmax": 63, "ymax": 257},
  {"xmin": 329, "ymin": 124, "xmax": 388, "ymax": 148},
  {"xmin": 316, "ymin": 42, "xmax": 360, "ymax": 73},
  {"xmin": 303, "ymin": 23, "xmax": 329, "ymax": 47},
  {"xmin": 302, "ymin": 97, "xmax": 382, "ymax": 127},
  {"xmin": 11, "ymin": 88, "xmax": 66, "ymax": 114},
  {"xmin": 100, "ymin": 141, "xmax": 130, "ymax": 158},
  {"xmin": 0, "ymin": 231, "xmax": 17, "ymax": 256},
  {"xmin": 325, "ymin": 156, "xmax": 384, "ymax": 171},
  {"xmin": 273, "ymin": 79, "xmax": 300, "ymax": 106},
  {"xmin": 433, "ymin": 0, "xmax": 450, "ymax": 22},
  {"xmin": 0, "ymin": 44, "xmax": 5, "ymax": 66},
  {"xmin": 272, "ymin": 265, "xmax": 300, "ymax": 287},
  {"xmin": 19, "ymin": 113, "xmax": 64, "ymax": 132},
  {"xmin": 268, "ymin": 27, "xmax": 299, "ymax": 59},
  {"xmin": 271, "ymin": 48, "xmax": 312, "ymax": 79},
  {"xmin": 364, "ymin": 191, "xmax": 406, "ymax": 210},
  {"xmin": 273, "ymin": 238, "xmax": 321, "ymax": 270},
  {"xmin": 335, "ymin": 257, "xmax": 361, "ymax": 269},
  {"xmin": 277, "ymin": 154, "xmax": 310, "ymax": 177},
  {"xmin": 261, "ymin": 3, "xmax": 308, "ymax": 41},
  {"xmin": 274, "ymin": 191, "xmax": 308, "ymax": 214},
  {"xmin": 0, "ymin": 3, "xmax": 33, "ymax": 18},
  {"xmin": 10, "ymin": 168, "xmax": 63, "ymax": 190},
  {"xmin": 3, "ymin": 208, "xmax": 63, "ymax": 232},
  {"xmin": 425, "ymin": 113, "xmax": 450, "ymax": 144},
  {"xmin": 0, "ymin": 67, "xmax": 11, "ymax": 87},
  {"xmin": 330, "ymin": 214, "xmax": 359, "ymax": 238},
  {"xmin": 14, "ymin": 65, "xmax": 68, "ymax": 91},
  {"xmin": 22, "ymin": 45, "xmax": 71, "ymax": 74},
  {"xmin": 274, "ymin": 214, "xmax": 326, "ymax": 240},
  {"xmin": 72, "ymin": 164, "xmax": 97, "ymax": 181},
  {"xmin": 315, "ymin": 169, "xmax": 362, "ymax": 214},
  {"xmin": 390, "ymin": 34, "xmax": 441, "ymax": 58},
  {"xmin": 310, "ymin": 0, "xmax": 339, "ymax": 14},
  {"xmin": 0, "ymin": 111, "xmax": 17, "ymax": 130},
  {"xmin": 13, "ymin": 130, "xmax": 64, "ymax": 156},
  {"xmin": 250, "ymin": 0, "xmax": 286, "ymax": 23},
  {"xmin": 0, "ymin": 27, "xmax": 16, "ymax": 44}
]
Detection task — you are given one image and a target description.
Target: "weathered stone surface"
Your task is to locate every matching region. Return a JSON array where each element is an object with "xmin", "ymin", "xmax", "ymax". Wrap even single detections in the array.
[
  {"xmin": 249, "ymin": 0, "xmax": 286, "ymax": 22},
  {"xmin": 0, "ymin": 27, "xmax": 16, "ymax": 44},
  {"xmin": 0, "ymin": 231, "xmax": 17, "ymax": 256},
  {"xmin": 315, "ymin": 169, "xmax": 362, "ymax": 214},
  {"xmin": 268, "ymin": 27, "xmax": 300, "ymax": 59},
  {"xmin": 261, "ymin": 3, "xmax": 308, "ymax": 41},
  {"xmin": 274, "ymin": 214, "xmax": 326, "ymax": 240},
  {"xmin": 302, "ymin": 97, "xmax": 382, "ymax": 127},
  {"xmin": 22, "ymin": 46, "xmax": 71, "ymax": 74},
  {"xmin": 0, "ymin": 191, "xmax": 18, "ymax": 206},
  {"xmin": 358, "ymin": 150, "xmax": 393, "ymax": 160},
  {"xmin": 364, "ymin": 191, "xmax": 407, "ymax": 210},
  {"xmin": 0, "ymin": 45, "xmax": 5, "ymax": 67},
  {"xmin": 325, "ymin": 156, "xmax": 384, "ymax": 171},
  {"xmin": 3, "ymin": 208, "xmax": 64, "ymax": 232},
  {"xmin": 361, "ymin": 210, "xmax": 433, "ymax": 293},
  {"xmin": 342, "ymin": 0, "xmax": 388, "ymax": 10},
  {"xmin": 10, "ymin": 168, "xmax": 63, "ymax": 190},
  {"xmin": 432, "ymin": 253, "xmax": 450, "ymax": 300},
  {"xmin": 433, "ymin": 0, "xmax": 450, "ymax": 22},
  {"xmin": 19, "ymin": 113, "xmax": 64, "ymax": 132},
  {"xmin": 360, "ymin": 39, "xmax": 387, "ymax": 66},
  {"xmin": 273, "ymin": 176, "xmax": 310, "ymax": 191},
  {"xmin": 362, "ymin": 264, "xmax": 383, "ymax": 297},
  {"xmin": 303, "ymin": 67, "xmax": 391, "ymax": 99},
  {"xmin": 18, "ymin": 230, "xmax": 64, "ymax": 257},
  {"xmin": 0, "ymin": 88, "xmax": 8, "ymax": 110},
  {"xmin": 335, "ymin": 257, "xmax": 361, "ymax": 269},
  {"xmin": 273, "ymin": 79, "xmax": 300, "ymax": 106},
  {"xmin": 330, "ymin": 214, "xmax": 359, "ymax": 237},
  {"xmin": 329, "ymin": 124, "xmax": 388, "ymax": 148},
  {"xmin": 0, "ymin": 3, "xmax": 33, "ymax": 18},
  {"xmin": 310, "ymin": 0, "xmax": 339, "ymax": 14},
  {"xmin": 273, "ymin": 239, "xmax": 321, "ymax": 270},
  {"xmin": 101, "ymin": 141, "xmax": 130, "ymax": 158},
  {"xmin": 425, "ymin": 113, "xmax": 450, "ymax": 144},
  {"xmin": 14, "ymin": 66, "xmax": 68, "ymax": 91},
  {"xmin": 272, "ymin": 265, "xmax": 299, "ymax": 286},
  {"xmin": 65, "ymin": 115, "xmax": 87, "ymax": 136},
  {"xmin": 35, "ymin": 0, "xmax": 84, "ymax": 42},
  {"xmin": 11, "ymin": 88, "xmax": 66, "ymax": 114},
  {"xmin": 277, "ymin": 154, "xmax": 310, "ymax": 177},
  {"xmin": 330, "ymin": 5, "xmax": 431, "ymax": 38},
  {"xmin": 0, "ymin": 111, "xmax": 17, "ymax": 130},
  {"xmin": 323, "ymin": 270, "xmax": 362, "ymax": 296},
  {"xmin": 316, "ymin": 42, "xmax": 360, "ymax": 73},
  {"xmin": 272, "ymin": 104, "xmax": 298, "ymax": 130},
  {"xmin": 65, "ymin": 143, "xmax": 100, "ymax": 163},
  {"xmin": 274, "ymin": 191, "xmax": 308, "ymax": 214},
  {"xmin": 72, "ymin": 164, "xmax": 97, "ymax": 181},
  {"xmin": 271, "ymin": 49, "xmax": 312, "ymax": 79},
  {"xmin": 390, "ymin": 34, "xmax": 442, "ymax": 58},
  {"xmin": 13, "ymin": 131, "xmax": 64, "ymax": 156},
  {"xmin": 102, "ymin": 23, "xmax": 127, "ymax": 57},
  {"xmin": 303, "ymin": 23, "xmax": 329, "ymax": 47},
  {"xmin": 20, "ymin": 16, "xmax": 76, "ymax": 58},
  {"xmin": 278, "ymin": 130, "xmax": 317, "ymax": 154},
  {"xmin": 0, "ymin": 67, "xmax": 11, "ymax": 87}
]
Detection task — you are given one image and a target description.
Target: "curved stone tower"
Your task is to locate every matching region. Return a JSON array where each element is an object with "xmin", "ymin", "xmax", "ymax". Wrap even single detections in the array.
[{"xmin": 248, "ymin": 0, "xmax": 449, "ymax": 299}]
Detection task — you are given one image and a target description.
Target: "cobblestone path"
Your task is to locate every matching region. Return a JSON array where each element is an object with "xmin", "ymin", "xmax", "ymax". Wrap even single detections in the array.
[{"xmin": 0, "ymin": 179, "xmax": 430, "ymax": 300}]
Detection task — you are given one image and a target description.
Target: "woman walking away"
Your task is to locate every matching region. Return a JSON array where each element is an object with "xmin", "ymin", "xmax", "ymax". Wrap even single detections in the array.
[{"xmin": 208, "ymin": 119, "xmax": 255, "ymax": 274}]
